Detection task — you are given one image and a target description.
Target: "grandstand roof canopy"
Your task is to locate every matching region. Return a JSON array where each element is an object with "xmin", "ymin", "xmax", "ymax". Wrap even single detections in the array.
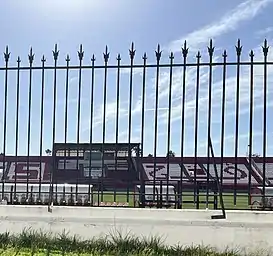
[{"xmin": 53, "ymin": 143, "xmax": 141, "ymax": 153}]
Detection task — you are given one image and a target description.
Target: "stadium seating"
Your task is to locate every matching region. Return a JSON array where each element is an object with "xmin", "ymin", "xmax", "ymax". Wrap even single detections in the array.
[{"xmin": 1, "ymin": 156, "xmax": 273, "ymax": 191}]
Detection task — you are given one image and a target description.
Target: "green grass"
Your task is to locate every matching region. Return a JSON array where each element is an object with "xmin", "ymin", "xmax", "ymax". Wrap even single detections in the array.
[
  {"xmin": 0, "ymin": 229, "xmax": 268, "ymax": 256},
  {"xmin": 91, "ymin": 191, "xmax": 250, "ymax": 210}
]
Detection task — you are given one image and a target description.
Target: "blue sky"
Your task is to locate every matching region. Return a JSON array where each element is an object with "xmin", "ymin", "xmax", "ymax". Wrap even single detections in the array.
[{"xmin": 1, "ymin": 0, "xmax": 273, "ymax": 157}]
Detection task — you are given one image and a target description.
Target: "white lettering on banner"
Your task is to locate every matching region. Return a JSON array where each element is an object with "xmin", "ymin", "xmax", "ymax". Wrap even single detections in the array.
[
  {"xmin": 203, "ymin": 163, "xmax": 252, "ymax": 184},
  {"xmin": 143, "ymin": 164, "xmax": 182, "ymax": 180},
  {"xmin": 143, "ymin": 163, "xmax": 209, "ymax": 181},
  {"xmin": 183, "ymin": 164, "xmax": 207, "ymax": 179},
  {"xmin": 142, "ymin": 162, "xmax": 260, "ymax": 184},
  {"xmin": 6, "ymin": 162, "xmax": 45, "ymax": 182}
]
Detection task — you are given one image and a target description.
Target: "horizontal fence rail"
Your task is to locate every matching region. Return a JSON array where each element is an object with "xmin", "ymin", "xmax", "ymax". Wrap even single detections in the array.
[{"xmin": 0, "ymin": 39, "xmax": 272, "ymax": 211}]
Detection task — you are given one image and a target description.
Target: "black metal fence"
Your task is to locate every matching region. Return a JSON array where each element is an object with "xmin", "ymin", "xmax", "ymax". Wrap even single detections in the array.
[{"xmin": 0, "ymin": 39, "xmax": 272, "ymax": 211}]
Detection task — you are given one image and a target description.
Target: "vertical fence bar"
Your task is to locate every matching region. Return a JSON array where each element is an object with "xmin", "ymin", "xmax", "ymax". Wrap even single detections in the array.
[
  {"xmin": 220, "ymin": 51, "xmax": 227, "ymax": 188},
  {"xmin": 140, "ymin": 53, "xmax": 147, "ymax": 158},
  {"xmin": 234, "ymin": 39, "xmax": 242, "ymax": 206},
  {"xmin": 115, "ymin": 54, "xmax": 121, "ymax": 202},
  {"xmin": 14, "ymin": 56, "xmax": 21, "ymax": 203},
  {"xmin": 38, "ymin": 56, "xmax": 46, "ymax": 202},
  {"xmin": 248, "ymin": 50, "xmax": 254, "ymax": 206},
  {"xmin": 2, "ymin": 46, "xmax": 10, "ymax": 201},
  {"xmin": 140, "ymin": 53, "xmax": 147, "ymax": 206},
  {"xmin": 153, "ymin": 45, "xmax": 162, "ymax": 202},
  {"xmin": 128, "ymin": 43, "xmax": 135, "ymax": 154},
  {"xmin": 76, "ymin": 45, "xmax": 84, "ymax": 203},
  {"xmin": 128, "ymin": 43, "xmax": 136, "ymax": 203},
  {"xmin": 26, "ymin": 48, "xmax": 34, "ymax": 201},
  {"xmin": 102, "ymin": 46, "xmax": 110, "ymax": 202},
  {"xmin": 262, "ymin": 40, "xmax": 269, "ymax": 206},
  {"xmin": 193, "ymin": 51, "xmax": 201, "ymax": 207},
  {"xmin": 89, "ymin": 55, "xmax": 96, "ymax": 204},
  {"xmin": 206, "ymin": 40, "xmax": 214, "ymax": 208},
  {"xmin": 166, "ymin": 52, "xmax": 174, "ymax": 206},
  {"xmin": 50, "ymin": 44, "xmax": 59, "ymax": 206},
  {"xmin": 179, "ymin": 41, "xmax": 188, "ymax": 208},
  {"xmin": 64, "ymin": 54, "xmax": 71, "ymax": 172}
]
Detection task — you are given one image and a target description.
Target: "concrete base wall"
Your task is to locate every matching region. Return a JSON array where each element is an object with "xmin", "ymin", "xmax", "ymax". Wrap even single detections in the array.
[{"xmin": 0, "ymin": 206, "xmax": 273, "ymax": 252}]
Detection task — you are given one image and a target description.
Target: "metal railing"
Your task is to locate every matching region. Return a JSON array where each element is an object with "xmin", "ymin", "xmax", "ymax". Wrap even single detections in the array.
[{"xmin": 0, "ymin": 39, "xmax": 272, "ymax": 210}]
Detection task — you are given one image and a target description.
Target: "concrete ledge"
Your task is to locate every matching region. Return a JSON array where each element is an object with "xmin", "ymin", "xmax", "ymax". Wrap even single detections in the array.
[{"xmin": 0, "ymin": 205, "xmax": 273, "ymax": 252}]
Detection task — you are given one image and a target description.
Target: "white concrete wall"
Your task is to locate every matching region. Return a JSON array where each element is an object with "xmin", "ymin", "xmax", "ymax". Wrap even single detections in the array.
[{"xmin": 0, "ymin": 205, "xmax": 273, "ymax": 252}]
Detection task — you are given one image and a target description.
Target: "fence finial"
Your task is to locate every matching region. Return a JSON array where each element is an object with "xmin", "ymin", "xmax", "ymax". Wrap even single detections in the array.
[
  {"xmin": 52, "ymin": 44, "xmax": 59, "ymax": 61},
  {"xmin": 117, "ymin": 53, "xmax": 121, "ymax": 61},
  {"xmin": 169, "ymin": 52, "xmax": 174, "ymax": 60},
  {"xmin": 28, "ymin": 47, "xmax": 34, "ymax": 64},
  {"xmin": 249, "ymin": 50, "xmax": 255, "ymax": 58},
  {"xmin": 182, "ymin": 40, "xmax": 188, "ymax": 58},
  {"xmin": 78, "ymin": 44, "xmax": 84, "ymax": 61},
  {"xmin": 65, "ymin": 54, "xmax": 70, "ymax": 62},
  {"xmin": 262, "ymin": 39, "xmax": 269, "ymax": 57},
  {"xmin": 17, "ymin": 56, "xmax": 21, "ymax": 63},
  {"xmin": 207, "ymin": 39, "xmax": 215, "ymax": 57},
  {"xmin": 235, "ymin": 39, "xmax": 242, "ymax": 57},
  {"xmin": 129, "ymin": 42, "xmax": 136, "ymax": 60},
  {"xmin": 196, "ymin": 51, "xmax": 201, "ymax": 59},
  {"xmin": 222, "ymin": 50, "xmax": 227, "ymax": 59},
  {"xmin": 4, "ymin": 46, "xmax": 10, "ymax": 63},
  {"xmin": 155, "ymin": 44, "xmax": 162, "ymax": 62},
  {"xmin": 91, "ymin": 54, "xmax": 96, "ymax": 63},
  {"xmin": 142, "ymin": 52, "xmax": 147, "ymax": 60},
  {"xmin": 103, "ymin": 46, "xmax": 110, "ymax": 63},
  {"xmin": 41, "ymin": 55, "xmax": 46, "ymax": 63}
]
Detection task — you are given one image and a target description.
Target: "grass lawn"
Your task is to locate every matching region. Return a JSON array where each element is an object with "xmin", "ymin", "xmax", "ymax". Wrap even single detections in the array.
[
  {"xmin": 90, "ymin": 191, "xmax": 250, "ymax": 210},
  {"xmin": 0, "ymin": 230, "xmax": 266, "ymax": 256}
]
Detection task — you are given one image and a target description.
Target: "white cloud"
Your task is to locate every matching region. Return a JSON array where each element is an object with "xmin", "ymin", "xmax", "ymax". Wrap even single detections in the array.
[
  {"xmin": 165, "ymin": 0, "xmax": 273, "ymax": 53},
  {"xmin": 256, "ymin": 26, "xmax": 273, "ymax": 37}
]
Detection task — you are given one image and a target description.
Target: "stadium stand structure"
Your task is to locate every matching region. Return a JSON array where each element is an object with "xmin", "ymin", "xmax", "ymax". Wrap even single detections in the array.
[{"xmin": 1, "ymin": 153, "xmax": 273, "ymax": 190}]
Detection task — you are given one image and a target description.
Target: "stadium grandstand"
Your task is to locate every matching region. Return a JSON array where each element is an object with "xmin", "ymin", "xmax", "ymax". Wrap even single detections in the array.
[{"xmin": 0, "ymin": 142, "xmax": 272, "ymax": 208}]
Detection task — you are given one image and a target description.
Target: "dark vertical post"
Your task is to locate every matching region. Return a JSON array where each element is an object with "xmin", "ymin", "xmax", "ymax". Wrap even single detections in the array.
[
  {"xmin": 76, "ymin": 45, "xmax": 84, "ymax": 203},
  {"xmin": 262, "ymin": 40, "xmax": 269, "ymax": 205},
  {"xmin": 128, "ymin": 43, "xmax": 135, "ymax": 154},
  {"xmin": 248, "ymin": 50, "xmax": 254, "ymax": 205},
  {"xmin": 38, "ymin": 55, "xmax": 46, "ymax": 203},
  {"xmin": 14, "ymin": 56, "xmax": 21, "ymax": 203},
  {"xmin": 128, "ymin": 43, "xmax": 136, "ymax": 203},
  {"xmin": 220, "ymin": 50, "xmax": 227, "ymax": 188},
  {"xmin": 193, "ymin": 51, "xmax": 201, "ymax": 208},
  {"xmin": 234, "ymin": 39, "xmax": 242, "ymax": 206},
  {"xmin": 153, "ymin": 45, "xmax": 162, "ymax": 202},
  {"xmin": 2, "ymin": 46, "xmax": 10, "ymax": 200},
  {"xmin": 209, "ymin": 137, "xmax": 226, "ymax": 219},
  {"xmin": 50, "ymin": 44, "xmax": 59, "ymax": 206},
  {"xmin": 89, "ymin": 54, "xmax": 96, "ymax": 204},
  {"xmin": 140, "ymin": 53, "xmax": 147, "ymax": 206},
  {"xmin": 206, "ymin": 40, "xmax": 214, "ymax": 208},
  {"xmin": 179, "ymin": 41, "xmax": 186, "ymax": 208},
  {"xmin": 180, "ymin": 41, "xmax": 188, "ymax": 208},
  {"xmin": 140, "ymin": 53, "xmax": 147, "ymax": 158},
  {"xmin": 27, "ymin": 48, "xmax": 34, "ymax": 201},
  {"xmin": 166, "ymin": 52, "xmax": 174, "ymax": 204},
  {"xmin": 115, "ymin": 54, "xmax": 121, "ymax": 202},
  {"xmin": 64, "ymin": 54, "xmax": 71, "ymax": 172},
  {"xmin": 102, "ymin": 46, "xmax": 110, "ymax": 202}
]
